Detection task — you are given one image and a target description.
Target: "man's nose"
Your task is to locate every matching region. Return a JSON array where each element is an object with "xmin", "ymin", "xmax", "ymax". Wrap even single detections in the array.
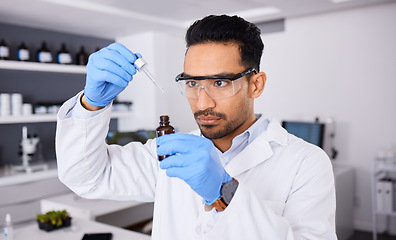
[{"xmin": 197, "ymin": 87, "xmax": 215, "ymax": 110}]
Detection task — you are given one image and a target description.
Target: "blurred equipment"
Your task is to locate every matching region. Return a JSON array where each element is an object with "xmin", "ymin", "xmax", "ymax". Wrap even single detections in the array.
[
  {"xmin": 282, "ymin": 120, "xmax": 325, "ymax": 148},
  {"xmin": 13, "ymin": 126, "xmax": 48, "ymax": 173},
  {"xmin": 2, "ymin": 213, "xmax": 13, "ymax": 240},
  {"xmin": 282, "ymin": 117, "xmax": 338, "ymax": 160}
]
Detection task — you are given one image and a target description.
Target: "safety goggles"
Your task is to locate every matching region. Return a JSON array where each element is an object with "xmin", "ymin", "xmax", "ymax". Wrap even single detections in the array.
[{"xmin": 175, "ymin": 67, "xmax": 257, "ymax": 99}]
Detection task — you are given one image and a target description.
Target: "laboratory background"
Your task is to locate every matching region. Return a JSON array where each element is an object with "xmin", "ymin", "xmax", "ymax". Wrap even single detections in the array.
[{"xmin": 0, "ymin": 0, "xmax": 396, "ymax": 239}]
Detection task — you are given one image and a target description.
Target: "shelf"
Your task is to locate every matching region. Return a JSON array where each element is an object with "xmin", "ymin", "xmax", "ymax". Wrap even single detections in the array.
[
  {"xmin": 0, "ymin": 161, "xmax": 58, "ymax": 187},
  {"xmin": 372, "ymin": 160, "xmax": 396, "ymax": 240},
  {"xmin": 0, "ymin": 60, "xmax": 86, "ymax": 74},
  {"xmin": 374, "ymin": 163, "xmax": 396, "ymax": 173},
  {"xmin": 0, "ymin": 111, "xmax": 135, "ymax": 124},
  {"xmin": 0, "ymin": 114, "xmax": 57, "ymax": 124},
  {"xmin": 375, "ymin": 211, "xmax": 396, "ymax": 217}
]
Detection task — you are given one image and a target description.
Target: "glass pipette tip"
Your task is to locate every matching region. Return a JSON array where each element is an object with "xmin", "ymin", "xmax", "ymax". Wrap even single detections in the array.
[{"xmin": 134, "ymin": 57, "xmax": 164, "ymax": 93}]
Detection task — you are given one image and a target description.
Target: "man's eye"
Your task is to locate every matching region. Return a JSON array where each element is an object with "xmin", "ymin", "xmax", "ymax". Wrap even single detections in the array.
[
  {"xmin": 186, "ymin": 81, "xmax": 198, "ymax": 87},
  {"xmin": 214, "ymin": 80, "xmax": 229, "ymax": 87}
]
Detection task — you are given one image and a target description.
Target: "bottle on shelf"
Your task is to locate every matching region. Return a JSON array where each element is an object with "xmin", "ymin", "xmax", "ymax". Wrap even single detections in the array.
[
  {"xmin": 17, "ymin": 42, "xmax": 30, "ymax": 61},
  {"xmin": 156, "ymin": 115, "xmax": 175, "ymax": 161},
  {"xmin": 57, "ymin": 43, "xmax": 72, "ymax": 64},
  {"xmin": 76, "ymin": 46, "xmax": 88, "ymax": 65},
  {"xmin": 2, "ymin": 213, "xmax": 14, "ymax": 240},
  {"xmin": 37, "ymin": 41, "xmax": 53, "ymax": 63},
  {"xmin": 0, "ymin": 39, "xmax": 10, "ymax": 60}
]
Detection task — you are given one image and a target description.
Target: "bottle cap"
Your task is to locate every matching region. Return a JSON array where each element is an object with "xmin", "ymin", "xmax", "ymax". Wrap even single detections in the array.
[{"xmin": 160, "ymin": 115, "xmax": 170, "ymax": 123}]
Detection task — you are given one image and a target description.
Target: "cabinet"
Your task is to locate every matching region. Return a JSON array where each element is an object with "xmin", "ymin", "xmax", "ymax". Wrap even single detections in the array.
[
  {"xmin": 0, "ymin": 163, "xmax": 71, "ymax": 224},
  {"xmin": 371, "ymin": 160, "xmax": 396, "ymax": 240},
  {"xmin": 0, "ymin": 60, "xmax": 135, "ymax": 124},
  {"xmin": 332, "ymin": 163, "xmax": 355, "ymax": 240}
]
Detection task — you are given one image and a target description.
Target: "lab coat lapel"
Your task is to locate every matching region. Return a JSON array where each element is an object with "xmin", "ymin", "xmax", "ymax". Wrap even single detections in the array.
[
  {"xmin": 225, "ymin": 119, "xmax": 289, "ymax": 177},
  {"xmin": 225, "ymin": 133, "xmax": 272, "ymax": 176}
]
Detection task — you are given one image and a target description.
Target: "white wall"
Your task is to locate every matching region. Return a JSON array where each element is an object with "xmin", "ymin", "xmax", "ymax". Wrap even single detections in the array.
[
  {"xmin": 256, "ymin": 3, "xmax": 396, "ymax": 231},
  {"xmin": 115, "ymin": 31, "xmax": 190, "ymax": 132},
  {"xmin": 150, "ymin": 31, "xmax": 194, "ymax": 132},
  {"xmin": 116, "ymin": 32, "xmax": 158, "ymax": 131}
]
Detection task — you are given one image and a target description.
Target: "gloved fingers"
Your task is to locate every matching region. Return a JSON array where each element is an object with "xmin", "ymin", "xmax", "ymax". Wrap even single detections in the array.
[
  {"xmin": 96, "ymin": 48, "xmax": 137, "ymax": 78},
  {"xmin": 157, "ymin": 133, "xmax": 210, "ymax": 155},
  {"xmin": 162, "ymin": 164, "xmax": 194, "ymax": 180},
  {"xmin": 88, "ymin": 67, "xmax": 130, "ymax": 88},
  {"xmin": 135, "ymin": 52, "xmax": 142, "ymax": 59},
  {"xmin": 106, "ymin": 43, "xmax": 139, "ymax": 64},
  {"xmin": 159, "ymin": 153, "xmax": 197, "ymax": 169},
  {"xmin": 84, "ymin": 85, "xmax": 122, "ymax": 107},
  {"xmin": 88, "ymin": 57, "xmax": 132, "ymax": 88},
  {"xmin": 163, "ymin": 165, "xmax": 220, "ymax": 203},
  {"xmin": 157, "ymin": 133, "xmax": 207, "ymax": 144}
]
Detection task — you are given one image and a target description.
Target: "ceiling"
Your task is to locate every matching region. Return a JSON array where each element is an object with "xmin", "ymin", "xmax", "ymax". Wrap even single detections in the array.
[{"xmin": 0, "ymin": 0, "xmax": 394, "ymax": 39}]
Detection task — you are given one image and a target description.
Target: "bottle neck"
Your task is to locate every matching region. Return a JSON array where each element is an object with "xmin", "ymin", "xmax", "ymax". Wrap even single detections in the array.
[
  {"xmin": 159, "ymin": 122, "xmax": 170, "ymax": 126},
  {"xmin": 41, "ymin": 42, "xmax": 48, "ymax": 51}
]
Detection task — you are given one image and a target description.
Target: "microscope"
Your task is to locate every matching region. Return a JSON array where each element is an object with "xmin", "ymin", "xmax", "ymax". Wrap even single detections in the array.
[{"xmin": 13, "ymin": 126, "xmax": 48, "ymax": 173}]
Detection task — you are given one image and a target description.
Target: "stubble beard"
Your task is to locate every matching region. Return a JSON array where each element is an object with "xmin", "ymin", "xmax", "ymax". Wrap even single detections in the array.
[{"xmin": 195, "ymin": 109, "xmax": 247, "ymax": 140}]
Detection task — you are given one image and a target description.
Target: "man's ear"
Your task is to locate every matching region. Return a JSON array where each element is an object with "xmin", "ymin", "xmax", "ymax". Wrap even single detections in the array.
[{"xmin": 248, "ymin": 72, "xmax": 267, "ymax": 98}]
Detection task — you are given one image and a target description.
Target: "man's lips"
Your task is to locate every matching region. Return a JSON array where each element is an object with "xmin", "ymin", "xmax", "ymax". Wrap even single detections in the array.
[{"xmin": 197, "ymin": 115, "xmax": 221, "ymax": 125}]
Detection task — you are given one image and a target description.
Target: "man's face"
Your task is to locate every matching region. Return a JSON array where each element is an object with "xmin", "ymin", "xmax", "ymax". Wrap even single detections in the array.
[{"xmin": 184, "ymin": 42, "xmax": 253, "ymax": 139}]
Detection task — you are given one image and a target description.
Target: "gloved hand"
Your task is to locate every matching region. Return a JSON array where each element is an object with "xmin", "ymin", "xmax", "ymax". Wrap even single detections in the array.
[
  {"xmin": 157, "ymin": 133, "xmax": 233, "ymax": 205},
  {"xmin": 84, "ymin": 43, "xmax": 141, "ymax": 107}
]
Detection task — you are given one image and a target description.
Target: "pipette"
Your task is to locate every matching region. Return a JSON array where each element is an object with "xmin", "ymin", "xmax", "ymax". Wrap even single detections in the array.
[{"xmin": 134, "ymin": 57, "xmax": 164, "ymax": 93}]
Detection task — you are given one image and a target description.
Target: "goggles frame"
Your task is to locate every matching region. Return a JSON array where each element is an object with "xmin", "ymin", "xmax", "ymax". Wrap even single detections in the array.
[
  {"xmin": 175, "ymin": 67, "xmax": 257, "ymax": 99},
  {"xmin": 175, "ymin": 67, "xmax": 257, "ymax": 82}
]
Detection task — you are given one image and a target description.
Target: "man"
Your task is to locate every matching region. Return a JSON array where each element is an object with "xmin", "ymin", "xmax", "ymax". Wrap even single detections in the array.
[{"xmin": 56, "ymin": 15, "xmax": 337, "ymax": 239}]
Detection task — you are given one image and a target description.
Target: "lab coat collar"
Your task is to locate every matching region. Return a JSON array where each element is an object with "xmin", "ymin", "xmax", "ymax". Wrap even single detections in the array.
[{"xmin": 225, "ymin": 119, "xmax": 289, "ymax": 177}]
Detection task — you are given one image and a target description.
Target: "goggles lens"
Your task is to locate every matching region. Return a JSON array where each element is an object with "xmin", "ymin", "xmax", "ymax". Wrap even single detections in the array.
[
  {"xmin": 175, "ymin": 67, "xmax": 256, "ymax": 99},
  {"xmin": 177, "ymin": 78, "xmax": 241, "ymax": 99}
]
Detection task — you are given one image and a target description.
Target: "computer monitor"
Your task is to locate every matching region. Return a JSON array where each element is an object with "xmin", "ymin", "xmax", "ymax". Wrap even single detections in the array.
[{"xmin": 282, "ymin": 121, "xmax": 325, "ymax": 148}]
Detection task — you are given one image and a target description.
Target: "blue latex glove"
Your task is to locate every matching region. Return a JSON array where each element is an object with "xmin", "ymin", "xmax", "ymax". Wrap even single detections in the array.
[
  {"xmin": 157, "ymin": 133, "xmax": 233, "ymax": 205},
  {"xmin": 84, "ymin": 43, "xmax": 141, "ymax": 107}
]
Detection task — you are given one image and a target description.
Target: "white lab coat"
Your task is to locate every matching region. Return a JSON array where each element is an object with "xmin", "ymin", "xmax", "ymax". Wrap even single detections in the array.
[{"xmin": 56, "ymin": 94, "xmax": 337, "ymax": 240}]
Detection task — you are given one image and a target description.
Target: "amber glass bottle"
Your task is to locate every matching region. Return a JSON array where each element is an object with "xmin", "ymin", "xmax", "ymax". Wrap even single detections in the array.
[
  {"xmin": 156, "ymin": 115, "xmax": 175, "ymax": 161},
  {"xmin": 37, "ymin": 41, "xmax": 52, "ymax": 63},
  {"xmin": 57, "ymin": 43, "xmax": 72, "ymax": 64},
  {"xmin": 0, "ymin": 39, "xmax": 10, "ymax": 60},
  {"xmin": 17, "ymin": 42, "xmax": 30, "ymax": 61},
  {"xmin": 76, "ymin": 46, "xmax": 88, "ymax": 65}
]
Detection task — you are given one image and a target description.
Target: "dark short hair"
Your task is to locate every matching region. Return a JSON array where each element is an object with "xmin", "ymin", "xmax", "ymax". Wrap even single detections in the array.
[{"xmin": 185, "ymin": 15, "xmax": 264, "ymax": 72}]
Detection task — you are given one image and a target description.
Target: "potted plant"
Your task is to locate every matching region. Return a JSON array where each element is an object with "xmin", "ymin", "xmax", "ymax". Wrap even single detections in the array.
[{"xmin": 36, "ymin": 210, "xmax": 72, "ymax": 232}]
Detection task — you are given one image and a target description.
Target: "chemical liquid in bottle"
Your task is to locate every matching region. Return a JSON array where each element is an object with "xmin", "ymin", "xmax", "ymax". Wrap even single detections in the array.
[
  {"xmin": 17, "ymin": 42, "xmax": 30, "ymax": 61},
  {"xmin": 76, "ymin": 46, "xmax": 88, "ymax": 65},
  {"xmin": 37, "ymin": 41, "xmax": 53, "ymax": 63},
  {"xmin": 0, "ymin": 39, "xmax": 10, "ymax": 60},
  {"xmin": 156, "ymin": 115, "xmax": 175, "ymax": 161},
  {"xmin": 2, "ymin": 213, "xmax": 13, "ymax": 240},
  {"xmin": 57, "ymin": 43, "xmax": 72, "ymax": 64}
]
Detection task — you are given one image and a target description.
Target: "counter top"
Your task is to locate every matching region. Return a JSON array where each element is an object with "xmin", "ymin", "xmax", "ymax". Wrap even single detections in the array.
[
  {"xmin": 0, "ymin": 161, "xmax": 58, "ymax": 187},
  {"xmin": 41, "ymin": 193, "xmax": 146, "ymax": 220},
  {"xmin": 14, "ymin": 217, "xmax": 150, "ymax": 240}
]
